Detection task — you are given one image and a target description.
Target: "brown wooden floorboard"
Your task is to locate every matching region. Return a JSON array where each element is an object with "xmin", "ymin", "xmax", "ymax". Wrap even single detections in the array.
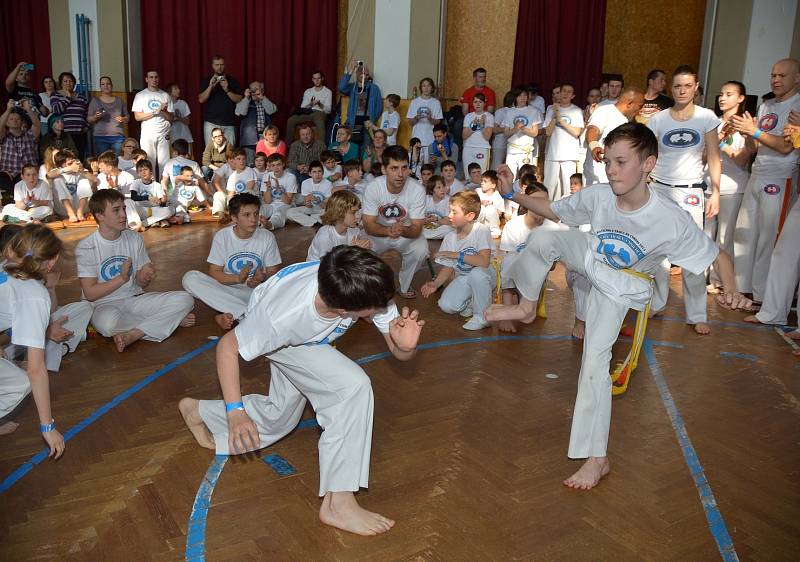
[{"xmin": 0, "ymin": 220, "xmax": 797, "ymax": 561}]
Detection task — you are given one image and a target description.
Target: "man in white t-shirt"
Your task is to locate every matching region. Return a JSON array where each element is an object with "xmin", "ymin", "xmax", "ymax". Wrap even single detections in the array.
[
  {"xmin": 183, "ymin": 193, "xmax": 281, "ymax": 330},
  {"xmin": 583, "ymin": 86, "xmax": 645, "ymax": 185},
  {"xmin": 178, "ymin": 245, "xmax": 424, "ymax": 536},
  {"xmin": 732, "ymin": 58, "xmax": 800, "ymax": 301},
  {"xmin": 132, "ymin": 70, "xmax": 173, "ymax": 178},
  {"xmin": 543, "ymin": 82, "xmax": 585, "ymax": 201},
  {"xmin": 286, "ymin": 70, "xmax": 333, "ymax": 139},
  {"xmin": 361, "ymin": 146, "xmax": 429, "ymax": 298}
]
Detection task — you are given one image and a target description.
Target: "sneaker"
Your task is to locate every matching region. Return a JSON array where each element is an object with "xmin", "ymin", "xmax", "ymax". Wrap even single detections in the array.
[
  {"xmin": 460, "ymin": 306, "xmax": 473, "ymax": 318},
  {"xmin": 463, "ymin": 315, "xmax": 490, "ymax": 331}
]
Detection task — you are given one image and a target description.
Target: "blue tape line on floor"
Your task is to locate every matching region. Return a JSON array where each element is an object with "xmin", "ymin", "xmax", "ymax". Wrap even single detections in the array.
[
  {"xmin": 185, "ymin": 455, "xmax": 228, "ymax": 562},
  {"xmin": 719, "ymin": 351, "xmax": 759, "ymax": 362},
  {"xmin": 263, "ymin": 454, "xmax": 297, "ymax": 476}
]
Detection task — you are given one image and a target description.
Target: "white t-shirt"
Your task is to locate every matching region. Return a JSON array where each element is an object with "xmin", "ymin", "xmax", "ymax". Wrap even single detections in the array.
[
  {"xmin": 171, "ymin": 179, "xmax": 206, "ymax": 206},
  {"xmin": 261, "ymin": 171, "xmax": 299, "ymax": 201},
  {"xmin": 14, "ymin": 180, "xmax": 51, "ymax": 205},
  {"xmin": 407, "ymin": 97, "xmax": 443, "ymax": 146},
  {"xmin": 75, "ymin": 230, "xmax": 151, "ymax": 304},
  {"xmin": 500, "ymin": 215, "xmax": 565, "ymax": 254},
  {"xmin": 97, "ymin": 170, "xmax": 136, "ymax": 195},
  {"xmin": 544, "ymin": 104, "xmax": 585, "ymax": 161},
  {"xmin": 118, "ymin": 158, "xmax": 136, "ymax": 172},
  {"xmin": 551, "ymin": 184, "xmax": 719, "ymax": 310},
  {"xmin": 503, "ymin": 106, "xmax": 543, "ymax": 152},
  {"xmin": 170, "ymin": 99, "xmax": 193, "ymax": 142},
  {"xmin": 162, "ymin": 156, "xmax": 202, "ymax": 187},
  {"xmin": 493, "ymin": 107, "xmax": 509, "ymax": 137},
  {"xmin": 130, "ymin": 178, "xmax": 160, "ymax": 200},
  {"xmin": 436, "ymin": 222, "xmax": 493, "ymax": 276},
  {"xmin": 362, "ymin": 176, "xmax": 426, "ymax": 227},
  {"xmin": 235, "ymin": 261, "xmax": 398, "ymax": 360},
  {"xmin": 379, "ymin": 110, "xmax": 400, "ymax": 145},
  {"xmin": 299, "ymin": 178, "xmax": 334, "ymax": 208},
  {"xmin": 529, "ymin": 95, "xmax": 546, "ymax": 116},
  {"xmin": 0, "ymin": 269, "xmax": 50, "ymax": 349},
  {"xmin": 213, "ymin": 163, "xmax": 232, "ymax": 186},
  {"xmin": 226, "ymin": 167, "xmax": 258, "ymax": 195},
  {"xmin": 131, "ymin": 88, "xmax": 173, "ymax": 137},
  {"xmin": 207, "ymin": 225, "xmax": 281, "ymax": 282},
  {"xmin": 463, "ymin": 112, "xmax": 495, "ymax": 149},
  {"xmin": 307, "ymin": 225, "xmax": 363, "ymax": 261},
  {"xmin": 425, "ymin": 194, "xmax": 450, "ymax": 222},
  {"xmin": 586, "ymin": 103, "xmax": 627, "ymax": 144},
  {"xmin": 710, "ymin": 123, "xmax": 749, "ymax": 195},
  {"xmin": 446, "ymin": 178, "xmax": 465, "ymax": 195},
  {"xmin": 300, "ymin": 86, "xmax": 332, "ymax": 114},
  {"xmin": 323, "ymin": 164, "xmax": 342, "ymax": 183},
  {"xmin": 751, "ymin": 92, "xmax": 800, "ymax": 177},
  {"xmin": 477, "ymin": 188, "xmax": 505, "ymax": 216},
  {"xmin": 57, "ymin": 172, "xmax": 92, "ymax": 200},
  {"xmin": 648, "ymin": 106, "xmax": 719, "ymax": 185}
]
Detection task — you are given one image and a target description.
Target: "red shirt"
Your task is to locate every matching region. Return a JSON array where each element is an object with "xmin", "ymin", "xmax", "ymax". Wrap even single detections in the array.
[
  {"xmin": 461, "ymin": 86, "xmax": 497, "ymax": 113},
  {"xmin": 255, "ymin": 139, "xmax": 287, "ymax": 157}
]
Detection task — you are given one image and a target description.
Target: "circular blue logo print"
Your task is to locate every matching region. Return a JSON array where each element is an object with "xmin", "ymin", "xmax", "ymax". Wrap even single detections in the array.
[
  {"xmin": 310, "ymin": 191, "xmax": 326, "ymax": 206},
  {"xmin": 226, "ymin": 252, "xmax": 263, "ymax": 277},
  {"xmin": 456, "ymin": 247, "xmax": 479, "ymax": 273},
  {"xmin": 172, "ymin": 163, "xmax": 182, "ymax": 177},
  {"xmin": 758, "ymin": 113, "xmax": 778, "ymax": 132},
  {"xmin": 147, "ymin": 99, "xmax": 161, "ymax": 111},
  {"xmin": 595, "ymin": 231, "xmax": 646, "ymax": 270},
  {"xmin": 179, "ymin": 187, "xmax": 195, "ymax": 201},
  {"xmin": 235, "ymin": 181, "xmax": 246, "ymax": 193},
  {"xmin": 416, "ymin": 107, "xmax": 431, "ymax": 118},
  {"xmin": 513, "ymin": 115, "xmax": 530, "ymax": 127},
  {"xmin": 100, "ymin": 255, "xmax": 128, "ymax": 281},
  {"xmin": 272, "ymin": 185, "xmax": 285, "ymax": 198},
  {"xmin": 763, "ymin": 184, "xmax": 781, "ymax": 195},
  {"xmin": 382, "ymin": 120, "xmax": 389, "ymax": 129},
  {"xmin": 663, "ymin": 128, "xmax": 701, "ymax": 148},
  {"xmin": 378, "ymin": 203, "xmax": 407, "ymax": 222},
  {"xmin": 65, "ymin": 181, "xmax": 78, "ymax": 196},
  {"xmin": 470, "ymin": 120, "xmax": 483, "ymax": 131},
  {"xmin": 683, "ymin": 194, "xmax": 702, "ymax": 207},
  {"xmin": 515, "ymin": 242, "xmax": 527, "ymax": 254}
]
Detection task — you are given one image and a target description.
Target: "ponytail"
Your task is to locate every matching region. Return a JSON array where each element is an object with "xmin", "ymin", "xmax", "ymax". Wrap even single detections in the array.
[{"xmin": 4, "ymin": 224, "xmax": 62, "ymax": 281}]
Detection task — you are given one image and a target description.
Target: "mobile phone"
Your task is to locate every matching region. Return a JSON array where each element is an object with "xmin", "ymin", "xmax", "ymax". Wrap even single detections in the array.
[{"xmin": 22, "ymin": 64, "xmax": 34, "ymax": 72}]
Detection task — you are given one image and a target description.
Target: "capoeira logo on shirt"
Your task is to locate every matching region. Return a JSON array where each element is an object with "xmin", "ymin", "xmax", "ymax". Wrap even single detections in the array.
[
  {"xmin": 663, "ymin": 128, "xmax": 700, "ymax": 148},
  {"xmin": 227, "ymin": 252, "xmax": 263, "ymax": 277},
  {"xmin": 100, "ymin": 255, "xmax": 129, "ymax": 281},
  {"xmin": 683, "ymin": 194, "xmax": 702, "ymax": 207},
  {"xmin": 172, "ymin": 163, "xmax": 182, "ymax": 177},
  {"xmin": 310, "ymin": 191, "xmax": 327, "ymax": 206},
  {"xmin": 515, "ymin": 243, "xmax": 527, "ymax": 253},
  {"xmin": 308, "ymin": 321, "xmax": 354, "ymax": 346},
  {"xmin": 763, "ymin": 184, "xmax": 781, "ymax": 195},
  {"xmin": 470, "ymin": 119, "xmax": 484, "ymax": 131},
  {"xmin": 512, "ymin": 115, "xmax": 530, "ymax": 127},
  {"xmin": 65, "ymin": 180, "xmax": 78, "ymax": 196},
  {"xmin": 147, "ymin": 99, "xmax": 161, "ymax": 111},
  {"xmin": 416, "ymin": 107, "xmax": 431, "ymax": 119},
  {"xmin": 178, "ymin": 187, "xmax": 195, "ymax": 202},
  {"xmin": 234, "ymin": 181, "xmax": 247, "ymax": 193},
  {"xmin": 758, "ymin": 113, "xmax": 778, "ymax": 132},
  {"xmin": 378, "ymin": 203, "xmax": 407, "ymax": 223},
  {"xmin": 456, "ymin": 246, "xmax": 479, "ymax": 273},
  {"xmin": 595, "ymin": 230, "xmax": 646, "ymax": 269},
  {"xmin": 271, "ymin": 184, "xmax": 285, "ymax": 198}
]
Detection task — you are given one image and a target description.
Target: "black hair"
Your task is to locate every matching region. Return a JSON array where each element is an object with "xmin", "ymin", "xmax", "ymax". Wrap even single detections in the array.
[
  {"xmin": 88, "ymin": 188, "xmax": 125, "ymax": 217},
  {"xmin": 172, "ymin": 139, "xmax": 190, "ymax": 156},
  {"xmin": 420, "ymin": 163, "xmax": 435, "ymax": 173},
  {"xmin": 382, "ymin": 145, "xmax": 409, "ymax": 167},
  {"xmin": 317, "ymin": 246, "xmax": 395, "ymax": 311},
  {"xmin": 432, "ymin": 123, "xmax": 447, "ymax": 134},
  {"xmin": 228, "ymin": 193, "xmax": 261, "ymax": 216},
  {"xmin": 136, "ymin": 159, "xmax": 153, "ymax": 172},
  {"xmin": 603, "ymin": 122, "xmax": 658, "ymax": 160},
  {"xmin": 309, "ymin": 160, "xmax": 324, "ymax": 172},
  {"xmin": 646, "ymin": 69, "xmax": 666, "ymax": 83}
]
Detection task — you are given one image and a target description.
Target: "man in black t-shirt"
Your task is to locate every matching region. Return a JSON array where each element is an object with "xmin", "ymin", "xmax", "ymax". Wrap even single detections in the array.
[
  {"xmin": 4, "ymin": 62, "xmax": 47, "ymax": 128},
  {"xmin": 198, "ymin": 56, "xmax": 243, "ymax": 147},
  {"xmin": 637, "ymin": 69, "xmax": 674, "ymax": 124}
]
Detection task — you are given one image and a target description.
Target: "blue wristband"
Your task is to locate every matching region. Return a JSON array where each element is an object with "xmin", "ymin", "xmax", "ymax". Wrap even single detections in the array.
[
  {"xmin": 40, "ymin": 420, "xmax": 55, "ymax": 433},
  {"xmin": 225, "ymin": 401, "xmax": 245, "ymax": 412},
  {"xmin": 500, "ymin": 190, "xmax": 515, "ymax": 200},
  {"xmin": 753, "ymin": 128, "xmax": 763, "ymax": 139},
  {"xmin": 458, "ymin": 251, "xmax": 466, "ymax": 266}
]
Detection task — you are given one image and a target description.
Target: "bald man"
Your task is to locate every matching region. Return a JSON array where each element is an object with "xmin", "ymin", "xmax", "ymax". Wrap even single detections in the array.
[
  {"xmin": 582, "ymin": 86, "xmax": 645, "ymax": 185},
  {"xmin": 732, "ymin": 58, "xmax": 800, "ymax": 301}
]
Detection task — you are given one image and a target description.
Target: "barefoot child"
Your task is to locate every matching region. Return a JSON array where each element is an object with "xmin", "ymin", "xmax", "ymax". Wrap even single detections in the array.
[
  {"xmin": 286, "ymin": 160, "xmax": 333, "ymax": 227},
  {"xmin": 0, "ymin": 225, "xmax": 66, "ymax": 458},
  {"xmin": 306, "ymin": 190, "xmax": 372, "ymax": 261},
  {"xmin": 75, "ymin": 190, "xmax": 196, "ymax": 352},
  {"xmin": 259, "ymin": 154, "xmax": 297, "ymax": 230},
  {"xmin": 51, "ymin": 149, "xmax": 94, "ymax": 222},
  {"xmin": 169, "ymin": 166, "xmax": 211, "ymax": 223},
  {"xmin": 129, "ymin": 159, "xmax": 173, "ymax": 227},
  {"xmin": 422, "ymin": 174, "xmax": 453, "ymax": 240},
  {"xmin": 2, "ymin": 164, "xmax": 54, "ymax": 223},
  {"xmin": 487, "ymin": 123, "xmax": 751, "ymax": 489},
  {"xmin": 179, "ymin": 245, "xmax": 425, "ymax": 536},
  {"xmin": 182, "ymin": 193, "xmax": 281, "ymax": 330},
  {"xmin": 421, "ymin": 191, "xmax": 493, "ymax": 330}
]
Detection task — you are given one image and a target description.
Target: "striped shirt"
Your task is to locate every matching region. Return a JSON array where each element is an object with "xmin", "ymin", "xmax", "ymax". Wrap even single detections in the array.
[{"xmin": 50, "ymin": 92, "xmax": 89, "ymax": 134}]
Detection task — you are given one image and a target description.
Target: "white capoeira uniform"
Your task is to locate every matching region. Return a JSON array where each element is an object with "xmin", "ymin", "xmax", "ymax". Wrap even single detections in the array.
[
  {"xmin": 503, "ymin": 105, "xmax": 543, "ymax": 175},
  {"xmin": 259, "ymin": 171, "xmax": 297, "ymax": 230},
  {"xmin": 734, "ymin": 93, "xmax": 800, "ymax": 301},
  {"xmin": 307, "ymin": 225, "xmax": 364, "ymax": 261},
  {"xmin": 491, "ymin": 107, "xmax": 509, "ymax": 170},
  {"xmin": 131, "ymin": 87, "xmax": 173, "ymax": 177},
  {"xmin": 96, "ymin": 170, "xmax": 163, "ymax": 230},
  {"xmin": 362, "ymin": 176, "xmax": 429, "ymax": 294},
  {"xmin": 435, "ymin": 222, "xmax": 494, "ymax": 321},
  {"xmin": 286, "ymin": 178, "xmax": 333, "ymax": 227},
  {"xmin": 2, "ymin": 180, "xmax": 53, "ymax": 222},
  {"xmin": 75, "ymin": 229, "xmax": 194, "ymax": 341},
  {"xmin": 543, "ymin": 103, "xmax": 585, "ymax": 201},
  {"xmin": 127, "ymin": 178, "xmax": 173, "ymax": 227},
  {"xmin": 51, "ymin": 172, "xmax": 93, "ymax": 218},
  {"xmin": 582, "ymin": 103, "xmax": 627, "ymax": 185},
  {"xmin": 476, "ymin": 188, "xmax": 504, "ymax": 237},
  {"xmin": 462, "ymin": 111, "xmax": 494, "ymax": 176},
  {"xmin": 183, "ymin": 224, "xmax": 281, "ymax": 321},
  {"xmin": 506, "ymin": 185, "xmax": 718, "ymax": 458},
  {"xmin": 647, "ymin": 106, "xmax": 720, "ymax": 323},
  {"xmin": 755, "ymin": 196, "xmax": 800, "ymax": 327},
  {"xmin": 0, "ymin": 268, "xmax": 50, "ymax": 417},
  {"xmin": 422, "ymin": 194, "xmax": 453, "ymax": 240},
  {"xmin": 197, "ymin": 261, "xmax": 400, "ymax": 495},
  {"xmin": 168, "ymin": 180, "xmax": 207, "ymax": 223}
]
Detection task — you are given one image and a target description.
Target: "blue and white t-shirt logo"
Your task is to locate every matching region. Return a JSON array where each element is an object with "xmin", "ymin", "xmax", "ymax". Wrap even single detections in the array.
[
  {"xmin": 227, "ymin": 252, "xmax": 263, "ymax": 277},
  {"xmin": 178, "ymin": 187, "xmax": 195, "ymax": 201},
  {"xmin": 0, "ymin": 271, "xmax": 8, "ymax": 284},
  {"xmin": 763, "ymin": 184, "xmax": 781, "ymax": 195},
  {"xmin": 382, "ymin": 120, "xmax": 389, "ymax": 128},
  {"xmin": 234, "ymin": 181, "xmax": 246, "ymax": 193},
  {"xmin": 595, "ymin": 231, "xmax": 646, "ymax": 269},
  {"xmin": 513, "ymin": 115, "xmax": 529, "ymax": 127},
  {"xmin": 66, "ymin": 181, "xmax": 78, "ymax": 195},
  {"xmin": 147, "ymin": 99, "xmax": 161, "ymax": 111},
  {"xmin": 663, "ymin": 128, "xmax": 701, "ymax": 148},
  {"xmin": 307, "ymin": 321, "xmax": 354, "ymax": 346},
  {"xmin": 271, "ymin": 184, "xmax": 285, "ymax": 198},
  {"xmin": 310, "ymin": 191, "xmax": 326, "ymax": 206},
  {"xmin": 172, "ymin": 163, "xmax": 182, "ymax": 177},
  {"xmin": 100, "ymin": 255, "xmax": 128, "ymax": 281},
  {"xmin": 758, "ymin": 113, "xmax": 778, "ymax": 132},
  {"xmin": 456, "ymin": 247, "xmax": 479, "ymax": 273},
  {"xmin": 470, "ymin": 120, "xmax": 483, "ymax": 131},
  {"xmin": 379, "ymin": 203, "xmax": 407, "ymax": 222},
  {"xmin": 515, "ymin": 243, "xmax": 526, "ymax": 254},
  {"xmin": 417, "ymin": 107, "xmax": 431, "ymax": 118}
]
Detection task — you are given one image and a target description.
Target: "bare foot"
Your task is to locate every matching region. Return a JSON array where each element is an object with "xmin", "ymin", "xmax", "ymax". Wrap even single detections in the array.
[
  {"xmin": 706, "ymin": 283, "xmax": 721, "ymax": 294},
  {"xmin": 497, "ymin": 320, "xmax": 517, "ymax": 333},
  {"xmin": 0, "ymin": 420, "xmax": 20, "ymax": 435},
  {"xmin": 77, "ymin": 214, "xmax": 86, "ymax": 222},
  {"xmin": 178, "ymin": 398, "xmax": 215, "ymax": 450},
  {"xmin": 113, "ymin": 329, "xmax": 144, "ymax": 352},
  {"xmin": 319, "ymin": 491, "xmax": 394, "ymax": 536},
  {"xmin": 743, "ymin": 315, "xmax": 761, "ymax": 324},
  {"xmin": 572, "ymin": 319, "xmax": 585, "ymax": 339},
  {"xmin": 788, "ymin": 330, "xmax": 800, "ymax": 341},
  {"xmin": 214, "ymin": 313, "xmax": 235, "ymax": 330},
  {"xmin": 486, "ymin": 300, "xmax": 536, "ymax": 324},
  {"xmin": 563, "ymin": 457, "xmax": 610, "ymax": 490},
  {"xmin": 168, "ymin": 216, "xmax": 182, "ymax": 224},
  {"xmin": 670, "ymin": 266, "xmax": 682, "ymax": 276},
  {"xmin": 131, "ymin": 223, "xmax": 146, "ymax": 232},
  {"xmin": 693, "ymin": 322, "xmax": 711, "ymax": 335},
  {"xmin": 180, "ymin": 312, "xmax": 196, "ymax": 328},
  {"xmin": 68, "ymin": 215, "xmax": 79, "ymax": 223}
]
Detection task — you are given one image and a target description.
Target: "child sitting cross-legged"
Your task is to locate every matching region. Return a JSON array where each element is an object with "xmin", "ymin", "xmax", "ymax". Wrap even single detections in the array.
[{"xmin": 306, "ymin": 190, "xmax": 372, "ymax": 261}]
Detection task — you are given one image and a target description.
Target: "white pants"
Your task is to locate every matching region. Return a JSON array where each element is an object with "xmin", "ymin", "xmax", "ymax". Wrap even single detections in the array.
[
  {"xmin": 198, "ymin": 344, "xmax": 374, "ymax": 495},
  {"xmin": 124, "ymin": 199, "xmax": 172, "ymax": 228},
  {"xmin": 0, "ymin": 358, "xmax": 31, "ymax": 418},
  {"xmin": 705, "ymin": 192, "xmax": 743, "ymax": 286},
  {"xmin": 491, "ymin": 134, "xmax": 507, "ymax": 170},
  {"xmin": 1, "ymin": 204, "xmax": 52, "ymax": 222},
  {"xmin": 461, "ymin": 145, "xmax": 491, "ymax": 177},
  {"xmin": 203, "ymin": 122, "xmax": 236, "ymax": 147},
  {"xmin": 260, "ymin": 202, "xmax": 289, "ymax": 229},
  {"xmin": 140, "ymin": 134, "xmax": 171, "ymax": 178},
  {"xmin": 286, "ymin": 205, "xmax": 323, "ymax": 227},
  {"xmin": 478, "ymin": 204, "xmax": 502, "ymax": 237},
  {"xmin": 583, "ymin": 152, "xmax": 607, "ymax": 185},
  {"xmin": 508, "ymin": 228, "xmax": 634, "ymax": 458},
  {"xmin": 505, "ymin": 149, "xmax": 535, "ymax": 178},
  {"xmin": 182, "ymin": 271, "xmax": 252, "ymax": 321},
  {"xmin": 46, "ymin": 301, "xmax": 93, "ymax": 372},
  {"xmin": 756, "ymin": 197, "xmax": 800, "ymax": 326},
  {"xmin": 651, "ymin": 185, "xmax": 708, "ymax": 324},
  {"xmin": 211, "ymin": 191, "xmax": 228, "ymax": 216},
  {"xmin": 52, "ymin": 178, "xmax": 93, "ymax": 217},
  {"xmin": 422, "ymin": 224, "xmax": 453, "ymax": 240},
  {"xmin": 367, "ymin": 235, "xmax": 429, "ymax": 293},
  {"xmin": 438, "ymin": 267, "xmax": 493, "ymax": 319},
  {"xmin": 90, "ymin": 292, "xmax": 194, "ymax": 342},
  {"xmin": 544, "ymin": 160, "xmax": 577, "ymax": 201},
  {"xmin": 734, "ymin": 174, "xmax": 797, "ymax": 300},
  {"xmin": 567, "ymin": 270, "xmax": 591, "ymax": 322}
]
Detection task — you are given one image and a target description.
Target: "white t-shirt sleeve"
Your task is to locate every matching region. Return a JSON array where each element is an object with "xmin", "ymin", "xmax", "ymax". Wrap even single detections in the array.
[
  {"xmin": 10, "ymin": 285, "xmax": 50, "ymax": 349},
  {"xmin": 206, "ymin": 230, "xmax": 227, "ymax": 266},
  {"xmin": 550, "ymin": 186, "xmax": 596, "ymax": 226},
  {"xmin": 666, "ymin": 217, "xmax": 720, "ymax": 275},
  {"xmin": 261, "ymin": 230, "xmax": 282, "ymax": 267},
  {"xmin": 369, "ymin": 302, "xmax": 399, "ymax": 334}
]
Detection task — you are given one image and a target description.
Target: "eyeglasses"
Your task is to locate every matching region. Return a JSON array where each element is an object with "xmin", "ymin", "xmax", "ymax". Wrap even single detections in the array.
[{"xmin": 212, "ymin": 135, "xmax": 224, "ymax": 139}]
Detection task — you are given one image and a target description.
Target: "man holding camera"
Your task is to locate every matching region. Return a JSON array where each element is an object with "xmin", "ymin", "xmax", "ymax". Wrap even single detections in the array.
[
  {"xmin": 5, "ymin": 62, "xmax": 48, "ymax": 129},
  {"xmin": 338, "ymin": 58, "xmax": 383, "ymax": 146},
  {"xmin": 198, "ymin": 56, "xmax": 243, "ymax": 147}
]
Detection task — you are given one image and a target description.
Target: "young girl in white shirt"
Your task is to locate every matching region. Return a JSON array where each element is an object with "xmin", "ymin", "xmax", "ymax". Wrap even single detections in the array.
[
  {"xmin": 462, "ymin": 93, "xmax": 494, "ymax": 177},
  {"xmin": 307, "ymin": 190, "xmax": 372, "ymax": 261},
  {"xmin": 407, "ymin": 78, "xmax": 443, "ymax": 156},
  {"xmin": 423, "ymin": 175, "xmax": 453, "ymax": 240}
]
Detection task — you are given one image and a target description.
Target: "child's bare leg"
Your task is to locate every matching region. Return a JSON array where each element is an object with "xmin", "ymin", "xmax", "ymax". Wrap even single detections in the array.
[
  {"xmin": 113, "ymin": 328, "xmax": 145, "ymax": 352},
  {"xmin": 692, "ymin": 322, "xmax": 711, "ymax": 335},
  {"xmin": 572, "ymin": 318, "xmax": 585, "ymax": 339},
  {"xmin": 180, "ymin": 312, "xmax": 196, "ymax": 327},
  {"xmin": 497, "ymin": 289, "xmax": 519, "ymax": 333},
  {"xmin": 563, "ymin": 457, "xmax": 610, "ymax": 490},
  {"xmin": 0, "ymin": 420, "xmax": 19, "ymax": 435},
  {"xmin": 319, "ymin": 491, "xmax": 395, "ymax": 536},
  {"xmin": 486, "ymin": 296, "xmax": 537, "ymax": 324},
  {"xmin": 178, "ymin": 398, "xmax": 215, "ymax": 449},
  {"xmin": 76, "ymin": 198, "xmax": 89, "ymax": 221},
  {"xmin": 62, "ymin": 200, "xmax": 79, "ymax": 222},
  {"xmin": 214, "ymin": 312, "xmax": 235, "ymax": 330}
]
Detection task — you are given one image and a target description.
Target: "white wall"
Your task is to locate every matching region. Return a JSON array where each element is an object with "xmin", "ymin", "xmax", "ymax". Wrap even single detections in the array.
[
  {"xmin": 742, "ymin": 0, "xmax": 798, "ymax": 91},
  {"xmin": 373, "ymin": 0, "xmax": 412, "ymax": 97},
  {"xmin": 68, "ymin": 0, "xmax": 101, "ymax": 90}
]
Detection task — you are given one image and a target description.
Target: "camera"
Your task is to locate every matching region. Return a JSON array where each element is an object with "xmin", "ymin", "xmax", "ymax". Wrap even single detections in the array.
[{"xmin": 357, "ymin": 60, "xmax": 364, "ymax": 67}]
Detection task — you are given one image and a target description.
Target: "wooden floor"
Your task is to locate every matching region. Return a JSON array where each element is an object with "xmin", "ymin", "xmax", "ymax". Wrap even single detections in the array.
[{"xmin": 0, "ymin": 221, "xmax": 797, "ymax": 561}]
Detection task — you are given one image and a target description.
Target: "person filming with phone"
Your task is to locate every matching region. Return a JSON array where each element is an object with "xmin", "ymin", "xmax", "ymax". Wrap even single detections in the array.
[{"xmin": 198, "ymin": 56, "xmax": 243, "ymax": 146}]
